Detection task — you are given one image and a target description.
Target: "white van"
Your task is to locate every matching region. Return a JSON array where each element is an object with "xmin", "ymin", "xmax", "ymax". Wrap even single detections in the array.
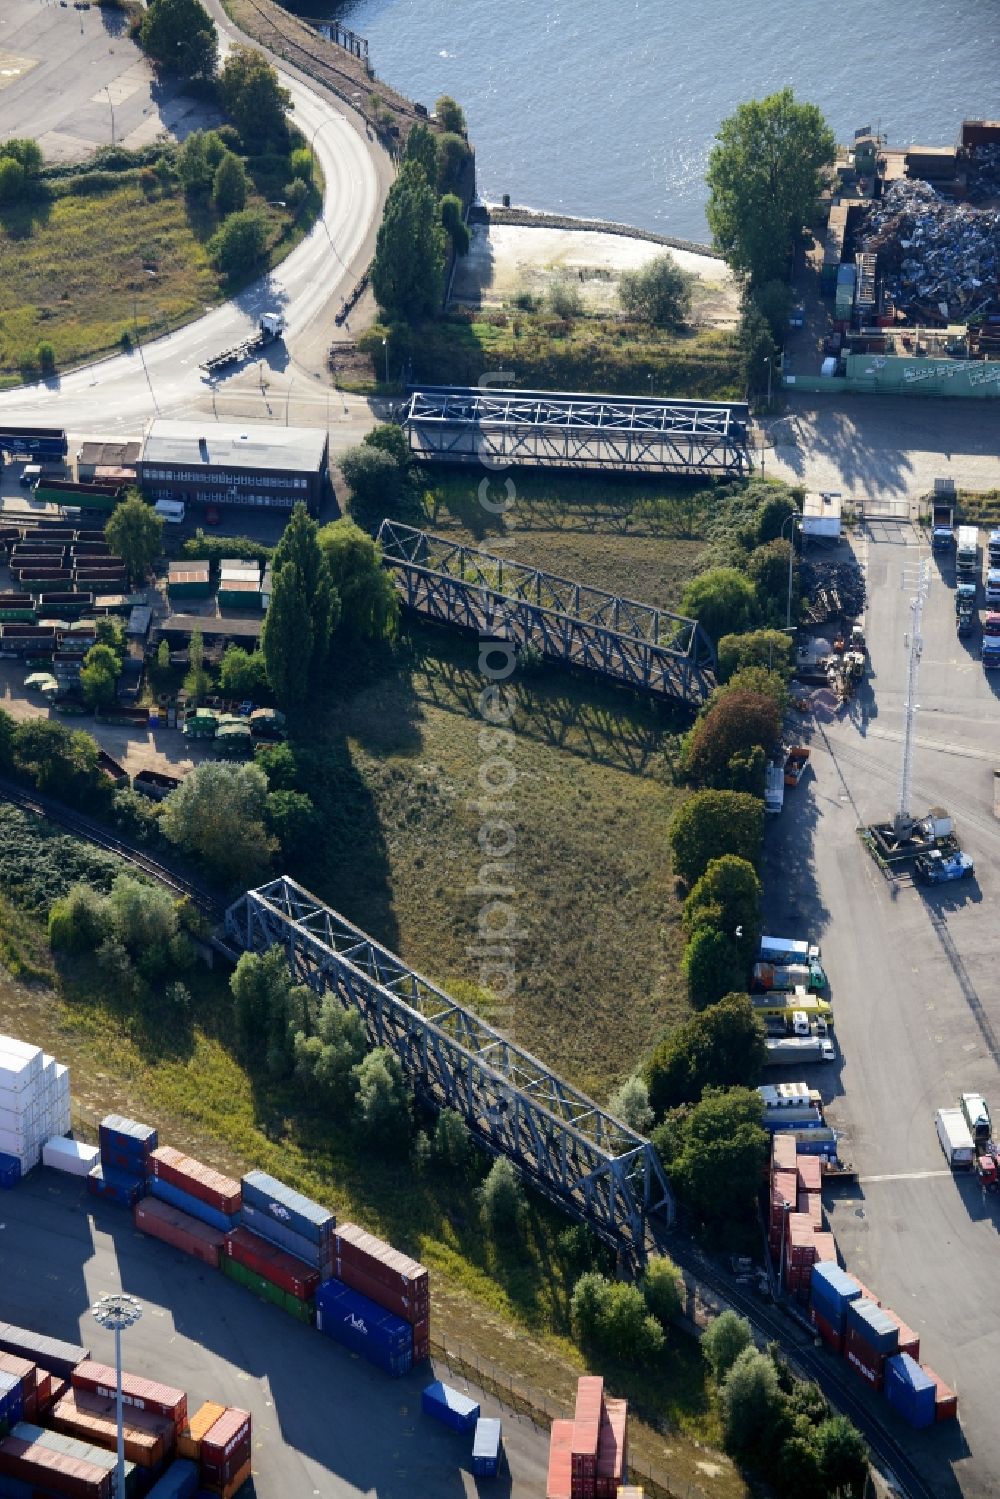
[
  {"xmin": 936, "ymin": 1107, "xmax": 975, "ymax": 1170},
  {"xmin": 154, "ymin": 499, "xmax": 185, "ymax": 525}
]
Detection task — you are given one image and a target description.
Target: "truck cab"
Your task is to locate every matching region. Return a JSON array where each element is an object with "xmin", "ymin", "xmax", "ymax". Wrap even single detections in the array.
[
  {"xmin": 931, "ymin": 502, "xmax": 955, "ymax": 550},
  {"xmin": 960, "ymin": 1092, "xmax": 992, "ymax": 1149},
  {"xmin": 956, "ymin": 525, "xmax": 979, "ymax": 576},
  {"xmin": 914, "ymin": 849, "xmax": 974, "ymax": 884}
]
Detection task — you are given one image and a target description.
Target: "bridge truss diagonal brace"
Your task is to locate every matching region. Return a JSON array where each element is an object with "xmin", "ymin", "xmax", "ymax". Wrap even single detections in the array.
[{"xmin": 225, "ymin": 877, "xmax": 674, "ymax": 1251}]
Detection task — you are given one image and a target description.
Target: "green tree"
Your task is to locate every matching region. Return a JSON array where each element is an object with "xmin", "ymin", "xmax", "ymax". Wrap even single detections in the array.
[
  {"xmin": 669, "ymin": 1088, "xmax": 768, "ymax": 1223},
  {"xmin": 682, "ymin": 855, "xmax": 761, "ymax": 961},
  {"xmin": 262, "ymin": 562, "xmax": 311, "ymax": 709},
  {"xmin": 48, "ymin": 883, "xmax": 110, "ymax": 952},
  {"xmin": 717, "ymin": 628, "xmax": 794, "ymax": 681},
  {"xmin": 340, "ymin": 445, "xmax": 407, "ymax": 533},
  {"xmin": 0, "ymin": 157, "xmax": 26, "ymax": 204},
  {"xmin": 184, "ymin": 627, "xmax": 210, "ymax": 704},
  {"xmin": 94, "ymin": 616, "xmax": 127, "ymax": 664},
  {"xmin": 724, "ymin": 666, "xmax": 788, "ymax": 717},
  {"xmin": 265, "ymin": 788, "xmax": 317, "ymax": 859},
  {"xmin": 702, "ymin": 1310, "xmax": 753, "ymax": 1383},
  {"xmin": 607, "ymin": 1074, "xmax": 653, "ymax": 1134},
  {"xmin": 706, "ymin": 89, "xmax": 835, "ymax": 284},
  {"xmin": 774, "ymin": 1432, "xmax": 824, "ymax": 1497},
  {"xmin": 681, "ymin": 567, "xmax": 758, "ymax": 644},
  {"xmin": 440, "ymin": 192, "xmax": 469, "ymax": 255},
  {"xmin": 140, "ymin": 0, "xmax": 217, "ymax": 81},
  {"xmin": 372, "ymin": 159, "xmax": 446, "ymax": 322},
  {"xmin": 255, "ymin": 741, "xmax": 299, "ymax": 791},
  {"xmin": 213, "ymin": 151, "xmax": 248, "ymax": 214},
  {"xmin": 161, "ymin": 761, "xmax": 277, "ymax": 883},
  {"xmin": 683, "ymin": 926, "xmax": 744, "ymax": 1009},
  {"xmin": 668, "ymin": 789, "xmax": 764, "ymax": 886},
  {"xmin": 105, "ymin": 490, "xmax": 163, "ymax": 585},
  {"xmin": 646, "ymin": 994, "xmax": 766, "ymax": 1115},
  {"xmin": 272, "ymin": 503, "xmax": 338, "ymax": 677},
  {"xmin": 351, "ymin": 1047, "xmax": 412, "ymax": 1148},
  {"xmin": 737, "ymin": 298, "xmax": 779, "ymax": 400},
  {"xmin": 718, "ymin": 1347, "xmax": 783, "ymax": 1458},
  {"xmin": 231, "ymin": 947, "xmax": 293, "ymax": 1062},
  {"xmin": 363, "ymin": 421, "xmax": 412, "ymax": 467},
  {"xmin": 642, "ymin": 1255, "xmax": 683, "ymax": 1328},
  {"xmin": 288, "ymin": 146, "xmax": 313, "ymax": 182},
  {"xmin": 570, "ymin": 1273, "xmax": 665, "ymax": 1363},
  {"xmin": 684, "ymin": 691, "xmax": 781, "ymax": 787},
  {"xmin": 433, "ymin": 1108, "xmax": 473, "ymax": 1172},
  {"xmin": 747, "ymin": 537, "xmax": 796, "ymax": 622},
  {"xmin": 405, "ymin": 121, "xmax": 439, "ymax": 185},
  {"xmin": 436, "ymin": 131, "xmax": 472, "ymax": 196},
  {"xmin": 220, "ymin": 45, "xmax": 291, "ymax": 147},
  {"xmin": 12, "ymin": 720, "xmax": 110, "ymax": 809},
  {"xmin": 619, "ymin": 254, "xmax": 693, "ymax": 328},
  {"xmin": 754, "ymin": 489, "xmax": 801, "ymax": 545},
  {"xmin": 37, "ymin": 342, "xmax": 55, "ymax": 376},
  {"xmin": 754, "ymin": 279, "xmax": 794, "ymax": 342},
  {"xmin": 108, "ymin": 873, "xmax": 178, "ymax": 975},
  {"xmin": 477, "ymin": 1157, "xmax": 524, "ymax": 1234},
  {"xmin": 1, "ymin": 138, "xmax": 42, "ymax": 178},
  {"xmin": 434, "ymin": 95, "xmax": 467, "ymax": 135},
  {"xmin": 177, "ymin": 131, "xmax": 214, "ymax": 193},
  {"xmin": 0, "ymin": 708, "xmax": 14, "ymax": 772},
  {"xmin": 79, "ymin": 643, "xmax": 119, "ymax": 709},
  {"xmin": 813, "ymin": 1415, "xmax": 868, "ymax": 1497},
  {"xmin": 317, "ymin": 519, "xmax": 399, "ymax": 642},
  {"xmin": 219, "ymin": 645, "xmax": 269, "ymax": 698},
  {"xmin": 207, "ymin": 209, "xmax": 269, "ymax": 277}
]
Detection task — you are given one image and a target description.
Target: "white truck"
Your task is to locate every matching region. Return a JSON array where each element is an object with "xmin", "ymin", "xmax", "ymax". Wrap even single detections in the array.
[
  {"xmin": 200, "ymin": 311, "xmax": 285, "ymax": 376},
  {"xmin": 935, "ymin": 1107, "xmax": 975, "ymax": 1169},
  {"xmin": 956, "ymin": 525, "xmax": 979, "ymax": 577},
  {"xmin": 764, "ymin": 762, "xmax": 785, "ymax": 815},
  {"xmin": 765, "ymin": 1035, "xmax": 835, "ymax": 1066}
]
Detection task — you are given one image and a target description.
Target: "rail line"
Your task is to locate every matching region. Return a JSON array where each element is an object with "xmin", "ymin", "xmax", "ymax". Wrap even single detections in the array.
[{"xmin": 0, "ymin": 778, "xmax": 220, "ymax": 918}]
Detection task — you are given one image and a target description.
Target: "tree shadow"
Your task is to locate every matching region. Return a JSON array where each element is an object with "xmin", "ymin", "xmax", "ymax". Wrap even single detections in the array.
[
  {"xmin": 0, "ymin": 192, "xmax": 54, "ymax": 240},
  {"xmin": 98, "ymin": 3, "xmax": 128, "ymax": 36}
]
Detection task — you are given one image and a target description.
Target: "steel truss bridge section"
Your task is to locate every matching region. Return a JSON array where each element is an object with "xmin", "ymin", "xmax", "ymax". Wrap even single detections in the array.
[
  {"xmin": 225, "ymin": 877, "xmax": 674, "ymax": 1253},
  {"xmin": 402, "ymin": 385, "xmax": 751, "ymax": 477},
  {"xmin": 377, "ymin": 521, "xmax": 716, "ymax": 707}
]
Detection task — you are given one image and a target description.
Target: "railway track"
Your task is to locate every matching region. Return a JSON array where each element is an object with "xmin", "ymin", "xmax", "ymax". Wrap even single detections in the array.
[{"xmin": 0, "ymin": 778, "xmax": 220, "ymax": 919}]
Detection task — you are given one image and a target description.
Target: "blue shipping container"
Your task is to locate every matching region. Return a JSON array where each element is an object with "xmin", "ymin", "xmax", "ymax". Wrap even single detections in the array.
[
  {"xmin": 421, "ymin": 1381, "xmax": 480, "ymax": 1434},
  {"xmin": 846, "ymin": 1299, "xmax": 899, "ymax": 1356},
  {"xmin": 472, "ymin": 1417, "xmax": 503, "ymax": 1477},
  {"xmin": 240, "ymin": 1203, "xmax": 333, "ymax": 1271},
  {"xmin": 0, "ymin": 1372, "xmax": 24, "ymax": 1428},
  {"xmin": 87, "ymin": 1164, "xmax": 146, "ymax": 1208},
  {"xmin": 149, "ymin": 1175, "xmax": 240, "ymax": 1233},
  {"xmin": 0, "ymin": 1153, "xmax": 21, "ymax": 1191},
  {"xmin": 241, "ymin": 1170, "xmax": 335, "ymax": 1247},
  {"xmin": 144, "ymin": 1458, "xmax": 200, "ymax": 1499},
  {"xmin": 810, "ymin": 1263, "xmax": 862, "ymax": 1332},
  {"xmin": 99, "ymin": 1114, "xmax": 158, "ymax": 1149},
  {"xmin": 884, "ymin": 1353, "xmax": 935, "ymax": 1430},
  {"xmin": 316, "ymin": 1281, "xmax": 413, "ymax": 1372}
]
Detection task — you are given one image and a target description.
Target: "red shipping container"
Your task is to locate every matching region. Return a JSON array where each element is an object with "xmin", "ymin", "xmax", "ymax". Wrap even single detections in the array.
[
  {"xmin": 332, "ymin": 1222, "xmax": 429, "ymax": 1298},
  {"xmin": 50, "ymin": 1392, "xmax": 166, "ymax": 1467},
  {"xmin": 547, "ymin": 1419, "xmax": 575, "ymax": 1499},
  {"xmin": 811, "ymin": 1232, "xmax": 837, "ymax": 1264},
  {"xmin": 844, "ymin": 1325, "xmax": 886, "ymax": 1391},
  {"xmin": 201, "ymin": 1409, "xmax": 251, "ymax": 1467},
  {"xmin": 797, "ymin": 1155, "xmax": 822, "ymax": 1193},
  {"xmin": 571, "ymin": 1479, "xmax": 596, "ymax": 1499},
  {"xmin": 595, "ymin": 1396, "xmax": 627, "ymax": 1499},
  {"xmin": 332, "ymin": 1257, "xmax": 428, "ymax": 1323},
  {"xmin": 225, "ymin": 1227, "xmax": 320, "ymax": 1300},
  {"xmin": 571, "ymin": 1376, "xmax": 603, "ymax": 1474},
  {"xmin": 0, "ymin": 1352, "xmax": 36, "ymax": 1393},
  {"xmin": 786, "ymin": 1216, "xmax": 819, "ymax": 1265},
  {"xmin": 0, "ymin": 1436, "xmax": 111, "ymax": 1499},
  {"xmin": 149, "ymin": 1146, "xmax": 241, "ymax": 1216},
  {"xmin": 796, "ymin": 1191, "xmax": 823, "ymax": 1229},
  {"xmin": 771, "ymin": 1134, "xmax": 797, "ymax": 1171},
  {"xmin": 812, "ymin": 1307, "xmax": 843, "ymax": 1353},
  {"xmin": 71, "ymin": 1361, "xmax": 187, "ymax": 1431},
  {"xmin": 921, "ymin": 1366, "xmax": 958, "ymax": 1423},
  {"xmin": 135, "ymin": 1197, "xmax": 226, "ymax": 1268},
  {"xmin": 65, "ymin": 1390, "xmax": 176, "ymax": 1455},
  {"xmin": 771, "ymin": 1169, "xmax": 798, "ymax": 1208},
  {"xmin": 883, "ymin": 1308, "xmax": 919, "ymax": 1361}
]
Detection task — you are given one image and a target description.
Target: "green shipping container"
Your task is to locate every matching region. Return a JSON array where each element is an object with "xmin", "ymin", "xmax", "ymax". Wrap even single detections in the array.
[
  {"xmin": 168, "ymin": 580, "xmax": 213, "ymax": 599},
  {"xmin": 33, "ymin": 486, "xmax": 118, "ymax": 511},
  {"xmin": 0, "ymin": 607, "xmax": 35, "ymax": 622},
  {"xmin": 218, "ymin": 589, "xmax": 263, "ymax": 611},
  {"xmin": 221, "ymin": 1252, "xmax": 316, "ymax": 1323}
]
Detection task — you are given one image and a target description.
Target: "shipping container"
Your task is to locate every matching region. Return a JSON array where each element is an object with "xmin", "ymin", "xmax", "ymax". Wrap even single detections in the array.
[
  {"xmin": 149, "ymin": 1148, "xmax": 241, "ymax": 1217},
  {"xmin": 150, "ymin": 1175, "xmax": 240, "ymax": 1234},
  {"xmin": 224, "ymin": 1227, "xmax": 320, "ymax": 1300},
  {"xmin": 572, "ymin": 1376, "xmax": 603, "ymax": 1476},
  {"xmin": 49, "ymin": 1394, "xmax": 167, "ymax": 1468},
  {"xmin": 809, "ymin": 1263, "xmax": 862, "ymax": 1334},
  {"xmin": 0, "ymin": 1325, "xmax": 89, "ymax": 1381},
  {"xmin": 421, "ymin": 1381, "xmax": 479, "ymax": 1433},
  {"xmin": 200, "ymin": 1409, "xmax": 251, "ymax": 1471},
  {"xmin": 98, "ymin": 1114, "xmax": 157, "ymax": 1158},
  {"xmin": 10, "ymin": 1423, "xmax": 137, "ymax": 1497},
  {"xmin": 134, "ymin": 1198, "xmax": 226, "ymax": 1269},
  {"xmin": 884, "ymin": 1354, "xmax": 935, "ymax": 1430},
  {"xmin": 595, "ymin": 1396, "xmax": 627, "ymax": 1499},
  {"xmin": 219, "ymin": 1252, "xmax": 316, "ymax": 1324},
  {"xmin": 87, "ymin": 1163, "xmax": 145, "ymax": 1208},
  {"xmin": 206, "ymin": 1455, "xmax": 251, "ymax": 1498},
  {"xmin": 843, "ymin": 1325, "xmax": 886, "ymax": 1390},
  {"xmin": 71, "ymin": 1363, "xmax": 186, "ymax": 1432},
  {"xmin": 546, "ymin": 1419, "xmax": 574, "ymax": 1499},
  {"xmin": 315, "ymin": 1280, "xmax": 413, "ymax": 1376},
  {"xmin": 331, "ymin": 1221, "xmax": 428, "ymax": 1296},
  {"xmin": 0, "ymin": 1355, "xmax": 36, "ymax": 1396},
  {"xmin": 178, "ymin": 1404, "xmax": 226, "ymax": 1463},
  {"xmin": 0, "ymin": 1432, "xmax": 111, "ymax": 1499},
  {"xmin": 882, "ymin": 1308, "xmax": 919, "ymax": 1362},
  {"xmin": 143, "ymin": 1458, "xmax": 199, "ymax": 1499},
  {"xmin": 0, "ymin": 1155, "xmax": 20, "ymax": 1191},
  {"xmin": 920, "ymin": 1365, "xmax": 958, "ymax": 1422},
  {"xmin": 810, "ymin": 1306, "xmax": 844, "ymax": 1354},
  {"xmin": 42, "ymin": 1137, "xmax": 100, "ymax": 1177},
  {"xmin": 240, "ymin": 1170, "xmax": 335, "ymax": 1248},
  {"xmin": 845, "ymin": 1299, "xmax": 899, "ymax": 1357},
  {"xmin": 240, "ymin": 1203, "xmax": 333, "ymax": 1273},
  {"xmin": 472, "ymin": 1417, "xmax": 503, "ymax": 1479},
  {"xmin": 796, "ymin": 1155, "xmax": 822, "ymax": 1193}
]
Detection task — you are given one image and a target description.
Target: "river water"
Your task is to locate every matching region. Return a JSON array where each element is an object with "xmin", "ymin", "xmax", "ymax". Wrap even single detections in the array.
[{"xmin": 294, "ymin": 0, "xmax": 998, "ymax": 240}]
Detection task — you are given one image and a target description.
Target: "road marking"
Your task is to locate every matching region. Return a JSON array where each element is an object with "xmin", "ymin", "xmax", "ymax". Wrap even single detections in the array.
[{"xmin": 858, "ymin": 1169, "xmax": 953, "ymax": 1184}]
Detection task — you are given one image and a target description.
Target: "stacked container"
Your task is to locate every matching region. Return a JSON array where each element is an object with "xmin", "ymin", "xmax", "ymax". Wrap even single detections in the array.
[
  {"xmin": 148, "ymin": 1148, "xmax": 241, "ymax": 1234},
  {"xmin": 883, "ymin": 1308, "xmax": 920, "ymax": 1361},
  {"xmin": 144, "ymin": 1458, "xmax": 199, "ymax": 1499},
  {"xmin": 315, "ymin": 1280, "xmax": 413, "ymax": 1376},
  {"xmin": 546, "ymin": 1419, "xmax": 575, "ymax": 1499},
  {"xmin": 330, "ymin": 1221, "xmax": 430, "ymax": 1361},
  {"xmin": 178, "ymin": 1403, "xmax": 226, "ymax": 1462},
  {"xmin": 43, "ymin": 1137, "xmax": 100, "ymax": 1177},
  {"xmin": 472, "ymin": 1417, "xmax": 503, "ymax": 1479},
  {"xmin": 135, "ymin": 1198, "xmax": 227, "ymax": 1269},
  {"xmin": 0, "ymin": 1353, "xmax": 37, "ymax": 1429},
  {"xmin": 50, "ymin": 1389, "xmax": 176, "ymax": 1469},
  {"xmin": 89, "ymin": 1114, "xmax": 156, "ymax": 1207},
  {"xmin": 808, "ymin": 1262, "xmax": 862, "ymax": 1354},
  {"xmin": 546, "ymin": 1378, "xmax": 629, "ymax": 1499},
  {"xmin": 571, "ymin": 1376, "xmax": 602, "ymax": 1498},
  {"xmin": 843, "ymin": 1300, "xmax": 899, "ymax": 1390},
  {"xmin": 222, "ymin": 1229, "xmax": 319, "ymax": 1324},
  {"xmin": 70, "ymin": 1363, "xmax": 186, "ymax": 1438},
  {"xmin": 0, "ymin": 1324, "xmax": 90, "ymax": 1382},
  {"xmin": 13, "ymin": 1423, "xmax": 139, "ymax": 1498},
  {"xmin": 240, "ymin": 1170, "xmax": 335, "ymax": 1264},
  {"xmin": 198, "ymin": 1407, "xmax": 251, "ymax": 1496},
  {"xmin": 0, "ymin": 1036, "xmax": 72, "ymax": 1177},
  {"xmin": 921, "ymin": 1366, "xmax": 958, "ymax": 1423},
  {"xmin": 0, "ymin": 1423, "xmax": 114, "ymax": 1499},
  {"xmin": 884, "ymin": 1354, "xmax": 936, "ymax": 1430},
  {"xmin": 595, "ymin": 1396, "xmax": 627, "ymax": 1499}
]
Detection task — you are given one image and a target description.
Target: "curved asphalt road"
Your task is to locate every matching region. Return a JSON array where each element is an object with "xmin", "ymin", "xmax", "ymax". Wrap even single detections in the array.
[{"xmin": 0, "ymin": 3, "xmax": 390, "ymax": 434}]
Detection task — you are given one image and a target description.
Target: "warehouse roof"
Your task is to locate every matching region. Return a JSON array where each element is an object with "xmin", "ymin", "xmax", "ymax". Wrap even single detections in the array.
[
  {"xmin": 78, "ymin": 441, "xmax": 141, "ymax": 467},
  {"xmin": 141, "ymin": 421, "xmax": 327, "ymax": 474}
]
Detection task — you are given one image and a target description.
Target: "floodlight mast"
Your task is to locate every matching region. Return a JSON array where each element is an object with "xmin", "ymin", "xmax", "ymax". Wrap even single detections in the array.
[
  {"xmin": 893, "ymin": 560, "xmax": 930, "ymax": 839},
  {"xmin": 91, "ymin": 1293, "xmax": 142, "ymax": 1499}
]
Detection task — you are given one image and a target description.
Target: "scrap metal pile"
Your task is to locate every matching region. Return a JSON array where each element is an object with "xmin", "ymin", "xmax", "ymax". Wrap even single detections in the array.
[
  {"xmin": 968, "ymin": 143, "xmax": 1000, "ymax": 204},
  {"xmin": 800, "ymin": 558, "xmax": 866, "ymax": 625},
  {"xmin": 859, "ymin": 179, "xmax": 999, "ymax": 322}
]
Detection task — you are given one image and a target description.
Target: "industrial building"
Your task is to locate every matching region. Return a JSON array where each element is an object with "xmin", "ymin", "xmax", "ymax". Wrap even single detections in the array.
[
  {"xmin": 137, "ymin": 421, "xmax": 329, "ymax": 516},
  {"xmin": 76, "ymin": 439, "xmax": 140, "ymax": 484}
]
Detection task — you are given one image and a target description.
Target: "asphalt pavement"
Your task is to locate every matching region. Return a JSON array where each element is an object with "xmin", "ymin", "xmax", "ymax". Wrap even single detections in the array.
[
  {"xmin": 0, "ymin": 1169, "xmax": 547, "ymax": 1498},
  {"xmin": 761, "ymin": 520, "xmax": 1000, "ymax": 1499}
]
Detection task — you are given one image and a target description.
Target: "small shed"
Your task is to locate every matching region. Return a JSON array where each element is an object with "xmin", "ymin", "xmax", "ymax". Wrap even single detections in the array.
[{"xmin": 802, "ymin": 492, "xmax": 842, "ymax": 541}]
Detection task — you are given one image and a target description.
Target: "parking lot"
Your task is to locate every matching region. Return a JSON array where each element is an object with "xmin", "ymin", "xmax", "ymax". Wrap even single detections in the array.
[
  {"xmin": 1, "ymin": 1169, "xmax": 547, "ymax": 1497},
  {"xmin": 762, "ymin": 518, "xmax": 1000, "ymax": 1498},
  {"xmin": 0, "ymin": 0, "xmax": 221, "ymax": 162}
]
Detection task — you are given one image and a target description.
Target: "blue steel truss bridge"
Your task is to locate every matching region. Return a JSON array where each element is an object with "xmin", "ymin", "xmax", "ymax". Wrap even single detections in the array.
[
  {"xmin": 401, "ymin": 386, "xmax": 751, "ymax": 477},
  {"xmin": 377, "ymin": 522, "xmax": 717, "ymax": 708},
  {"xmin": 225, "ymin": 877, "xmax": 675, "ymax": 1256}
]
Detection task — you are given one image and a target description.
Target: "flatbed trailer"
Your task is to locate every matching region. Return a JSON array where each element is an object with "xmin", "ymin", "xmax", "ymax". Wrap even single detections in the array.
[{"xmin": 200, "ymin": 312, "xmax": 284, "ymax": 375}]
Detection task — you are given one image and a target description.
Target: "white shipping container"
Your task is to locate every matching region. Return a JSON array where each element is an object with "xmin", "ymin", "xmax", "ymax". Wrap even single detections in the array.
[{"xmin": 42, "ymin": 1137, "xmax": 99, "ymax": 1176}]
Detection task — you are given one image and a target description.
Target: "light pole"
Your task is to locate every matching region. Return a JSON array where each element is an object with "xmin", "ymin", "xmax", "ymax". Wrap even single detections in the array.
[
  {"xmin": 91, "ymin": 1293, "xmax": 142, "ymax": 1499},
  {"xmin": 781, "ymin": 511, "xmax": 800, "ymax": 631},
  {"xmin": 382, "ymin": 335, "xmax": 389, "ymax": 386},
  {"xmin": 103, "ymin": 86, "xmax": 116, "ymax": 147},
  {"xmin": 763, "ymin": 356, "xmax": 772, "ymax": 410}
]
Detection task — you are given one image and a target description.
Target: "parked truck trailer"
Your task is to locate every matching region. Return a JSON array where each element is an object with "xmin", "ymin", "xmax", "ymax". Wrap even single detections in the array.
[{"xmin": 936, "ymin": 1107, "xmax": 975, "ymax": 1169}]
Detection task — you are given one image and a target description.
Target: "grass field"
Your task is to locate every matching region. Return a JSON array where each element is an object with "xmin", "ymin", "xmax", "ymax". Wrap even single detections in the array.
[{"xmin": 0, "ymin": 165, "xmax": 318, "ymax": 383}]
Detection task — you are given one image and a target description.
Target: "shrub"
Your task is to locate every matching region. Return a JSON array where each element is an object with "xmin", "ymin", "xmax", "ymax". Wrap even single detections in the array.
[
  {"xmin": 570, "ymin": 1272, "xmax": 665, "ymax": 1363},
  {"xmin": 37, "ymin": 342, "xmax": 56, "ymax": 376},
  {"xmin": 642, "ymin": 1255, "xmax": 683, "ymax": 1327},
  {"xmin": 619, "ymin": 254, "xmax": 693, "ymax": 327},
  {"xmin": 719, "ymin": 1347, "xmax": 783, "ymax": 1458},
  {"xmin": 547, "ymin": 277, "xmax": 583, "ymax": 319},
  {"xmin": 433, "ymin": 1107, "xmax": 474, "ymax": 1172},
  {"xmin": 48, "ymin": 883, "xmax": 110, "ymax": 952},
  {"xmin": 477, "ymin": 1157, "xmax": 524, "ymax": 1233},
  {"xmin": 212, "ymin": 151, "xmax": 248, "ymax": 214},
  {"xmin": 607, "ymin": 1074, "xmax": 654, "ymax": 1134},
  {"xmin": 717, "ymin": 629, "xmax": 794, "ymax": 681},
  {"xmin": 668, "ymin": 789, "xmax": 764, "ymax": 885},
  {"xmin": 684, "ymin": 691, "xmax": 781, "ymax": 787},
  {"xmin": 289, "ymin": 146, "xmax": 313, "ymax": 182},
  {"xmin": 207, "ymin": 209, "xmax": 269, "ymax": 277},
  {"xmin": 702, "ymin": 1310, "xmax": 753, "ymax": 1382},
  {"xmin": 683, "ymin": 926, "xmax": 744, "ymax": 1008},
  {"xmin": 681, "ymin": 567, "xmax": 758, "ymax": 644},
  {"xmin": 351, "ymin": 1047, "xmax": 412, "ymax": 1148},
  {"xmin": 682, "ymin": 855, "xmax": 761, "ymax": 960},
  {"xmin": 284, "ymin": 176, "xmax": 308, "ymax": 209}
]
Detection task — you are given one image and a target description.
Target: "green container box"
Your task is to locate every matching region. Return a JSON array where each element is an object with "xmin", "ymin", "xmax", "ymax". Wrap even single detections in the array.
[
  {"xmin": 168, "ymin": 579, "xmax": 213, "ymax": 599},
  {"xmin": 221, "ymin": 1251, "xmax": 316, "ymax": 1324},
  {"xmin": 218, "ymin": 589, "xmax": 263, "ymax": 611}
]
